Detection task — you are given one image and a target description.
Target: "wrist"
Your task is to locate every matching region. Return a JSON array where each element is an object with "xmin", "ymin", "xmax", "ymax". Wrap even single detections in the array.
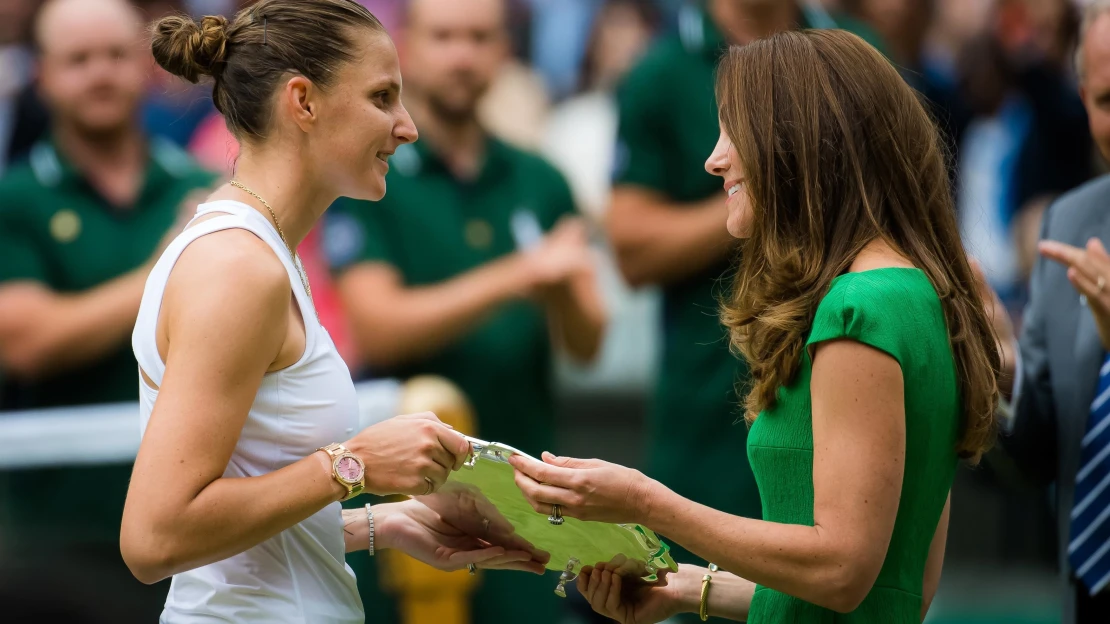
[
  {"xmin": 314, "ymin": 449, "xmax": 347, "ymax": 502},
  {"xmin": 505, "ymin": 252, "xmax": 541, "ymax": 297},
  {"xmin": 370, "ymin": 501, "xmax": 409, "ymax": 551},
  {"xmin": 641, "ymin": 478, "xmax": 675, "ymax": 529},
  {"xmin": 671, "ymin": 565, "xmax": 708, "ymax": 615}
]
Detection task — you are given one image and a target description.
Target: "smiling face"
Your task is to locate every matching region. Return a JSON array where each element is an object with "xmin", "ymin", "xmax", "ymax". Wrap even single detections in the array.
[
  {"xmin": 704, "ymin": 126, "xmax": 753, "ymax": 238},
  {"xmin": 307, "ymin": 30, "xmax": 418, "ymax": 201}
]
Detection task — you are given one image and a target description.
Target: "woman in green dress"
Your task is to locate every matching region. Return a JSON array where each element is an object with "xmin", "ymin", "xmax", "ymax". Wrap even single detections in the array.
[{"xmin": 509, "ymin": 29, "xmax": 1001, "ymax": 623}]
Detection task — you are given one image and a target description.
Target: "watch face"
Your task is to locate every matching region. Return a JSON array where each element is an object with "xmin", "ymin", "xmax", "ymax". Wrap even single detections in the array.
[{"xmin": 335, "ymin": 456, "xmax": 364, "ymax": 483}]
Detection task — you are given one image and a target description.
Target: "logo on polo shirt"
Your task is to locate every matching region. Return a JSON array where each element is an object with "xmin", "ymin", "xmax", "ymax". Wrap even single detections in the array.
[
  {"xmin": 465, "ymin": 219, "xmax": 494, "ymax": 250},
  {"xmin": 49, "ymin": 209, "xmax": 82, "ymax": 243}
]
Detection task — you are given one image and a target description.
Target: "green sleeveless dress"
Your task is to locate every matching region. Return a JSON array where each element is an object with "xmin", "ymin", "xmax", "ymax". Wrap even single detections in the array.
[{"xmin": 745, "ymin": 268, "xmax": 960, "ymax": 623}]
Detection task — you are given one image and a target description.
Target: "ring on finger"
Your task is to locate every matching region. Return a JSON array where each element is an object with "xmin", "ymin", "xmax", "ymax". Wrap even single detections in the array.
[
  {"xmin": 548, "ymin": 503, "xmax": 564, "ymax": 526},
  {"xmin": 1099, "ymin": 275, "xmax": 1106, "ymax": 293},
  {"xmin": 423, "ymin": 476, "xmax": 435, "ymax": 496},
  {"xmin": 467, "ymin": 563, "xmax": 477, "ymax": 575}
]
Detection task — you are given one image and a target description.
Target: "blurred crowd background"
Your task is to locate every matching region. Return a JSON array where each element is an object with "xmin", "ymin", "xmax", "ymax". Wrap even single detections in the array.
[{"xmin": 0, "ymin": 0, "xmax": 1107, "ymax": 622}]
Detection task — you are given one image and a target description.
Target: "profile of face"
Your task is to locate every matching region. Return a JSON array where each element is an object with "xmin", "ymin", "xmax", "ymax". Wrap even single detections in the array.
[
  {"xmin": 1081, "ymin": 13, "xmax": 1110, "ymax": 164},
  {"xmin": 296, "ymin": 30, "xmax": 418, "ymax": 201},
  {"xmin": 36, "ymin": 0, "xmax": 146, "ymax": 136},
  {"xmin": 704, "ymin": 126, "xmax": 753, "ymax": 239},
  {"xmin": 401, "ymin": 0, "xmax": 508, "ymax": 122}
]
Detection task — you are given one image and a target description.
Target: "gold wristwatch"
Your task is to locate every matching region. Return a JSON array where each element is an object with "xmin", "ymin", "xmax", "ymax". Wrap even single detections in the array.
[{"xmin": 318, "ymin": 443, "xmax": 365, "ymax": 501}]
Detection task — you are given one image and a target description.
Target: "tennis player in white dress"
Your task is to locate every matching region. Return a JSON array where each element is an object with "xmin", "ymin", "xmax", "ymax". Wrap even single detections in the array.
[{"xmin": 121, "ymin": 1, "xmax": 547, "ymax": 622}]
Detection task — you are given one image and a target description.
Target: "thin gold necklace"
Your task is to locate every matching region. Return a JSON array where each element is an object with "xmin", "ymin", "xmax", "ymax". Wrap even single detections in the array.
[{"xmin": 229, "ymin": 179, "xmax": 319, "ymax": 322}]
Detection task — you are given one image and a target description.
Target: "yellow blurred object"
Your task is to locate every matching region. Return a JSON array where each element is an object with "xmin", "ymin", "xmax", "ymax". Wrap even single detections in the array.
[{"xmin": 381, "ymin": 376, "xmax": 479, "ymax": 624}]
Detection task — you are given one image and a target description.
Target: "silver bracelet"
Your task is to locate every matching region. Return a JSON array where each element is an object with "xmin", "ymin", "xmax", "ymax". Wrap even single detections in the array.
[{"xmin": 365, "ymin": 504, "xmax": 375, "ymax": 556}]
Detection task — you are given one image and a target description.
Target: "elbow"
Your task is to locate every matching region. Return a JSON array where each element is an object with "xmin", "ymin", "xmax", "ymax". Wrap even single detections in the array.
[
  {"xmin": 349, "ymin": 325, "xmax": 407, "ymax": 370},
  {"xmin": 121, "ymin": 537, "xmax": 174, "ymax": 585},
  {"xmin": 611, "ymin": 247, "xmax": 653, "ymax": 289},
  {"xmin": 566, "ymin": 335, "xmax": 603, "ymax": 364},
  {"xmin": 120, "ymin": 520, "xmax": 177, "ymax": 585},
  {"xmin": 810, "ymin": 559, "xmax": 880, "ymax": 614},
  {"xmin": 605, "ymin": 216, "xmax": 653, "ymax": 289},
  {"xmin": 358, "ymin": 342, "xmax": 406, "ymax": 370},
  {"xmin": 0, "ymin": 342, "xmax": 53, "ymax": 380}
]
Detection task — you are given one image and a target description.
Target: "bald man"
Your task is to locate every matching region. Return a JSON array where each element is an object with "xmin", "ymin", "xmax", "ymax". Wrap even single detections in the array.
[{"xmin": 0, "ymin": 0, "xmax": 214, "ymax": 617}]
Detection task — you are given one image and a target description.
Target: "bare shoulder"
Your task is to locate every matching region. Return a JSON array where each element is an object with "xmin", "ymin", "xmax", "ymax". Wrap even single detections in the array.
[
  {"xmin": 812, "ymin": 339, "xmax": 901, "ymax": 375},
  {"xmin": 164, "ymin": 229, "xmax": 291, "ymax": 339},
  {"xmin": 849, "ymin": 240, "xmax": 916, "ymax": 273}
]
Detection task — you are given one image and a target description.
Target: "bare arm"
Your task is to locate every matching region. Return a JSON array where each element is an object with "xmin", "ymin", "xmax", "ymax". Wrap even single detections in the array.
[
  {"xmin": 336, "ymin": 259, "xmax": 531, "ymax": 369},
  {"xmin": 538, "ymin": 220, "xmax": 606, "ymax": 362},
  {"xmin": 542, "ymin": 266, "xmax": 606, "ymax": 363},
  {"xmin": 0, "ymin": 189, "xmax": 207, "ymax": 378},
  {"xmin": 513, "ymin": 339, "xmax": 906, "ymax": 614},
  {"xmin": 576, "ymin": 562, "xmax": 755, "ymax": 622},
  {"xmin": 0, "ymin": 271, "xmax": 148, "ymax": 378},
  {"xmin": 921, "ymin": 492, "xmax": 950, "ymax": 621},
  {"xmin": 646, "ymin": 341, "xmax": 904, "ymax": 612},
  {"xmin": 121, "ymin": 231, "xmax": 475, "ymax": 583},
  {"xmin": 121, "ymin": 231, "xmax": 346, "ymax": 583},
  {"xmin": 606, "ymin": 186, "xmax": 734, "ymax": 288}
]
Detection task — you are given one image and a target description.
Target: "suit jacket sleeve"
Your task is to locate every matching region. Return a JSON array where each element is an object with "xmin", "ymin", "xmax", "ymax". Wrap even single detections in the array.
[{"xmin": 1003, "ymin": 201, "xmax": 1059, "ymax": 485}]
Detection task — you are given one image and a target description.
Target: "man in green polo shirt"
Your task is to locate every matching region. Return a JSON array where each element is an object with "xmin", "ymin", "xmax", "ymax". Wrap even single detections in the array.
[
  {"xmin": 0, "ymin": 0, "xmax": 214, "ymax": 617},
  {"xmin": 608, "ymin": 0, "xmax": 884, "ymax": 581},
  {"xmin": 324, "ymin": 0, "xmax": 604, "ymax": 621}
]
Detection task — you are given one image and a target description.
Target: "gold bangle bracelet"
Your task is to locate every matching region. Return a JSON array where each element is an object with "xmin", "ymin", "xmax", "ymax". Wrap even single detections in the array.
[{"xmin": 699, "ymin": 563, "xmax": 719, "ymax": 621}]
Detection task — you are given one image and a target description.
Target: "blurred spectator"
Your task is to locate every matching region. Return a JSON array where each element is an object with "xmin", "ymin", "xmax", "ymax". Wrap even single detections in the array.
[
  {"xmin": 526, "ymin": 0, "xmax": 600, "ymax": 99},
  {"xmin": 957, "ymin": 0, "xmax": 1094, "ymax": 312},
  {"xmin": 475, "ymin": 0, "xmax": 552, "ymax": 149},
  {"xmin": 606, "ymin": 1, "xmax": 883, "ymax": 601},
  {"xmin": 324, "ymin": 0, "xmax": 605, "ymax": 622},
  {"xmin": 0, "ymin": 0, "xmax": 48, "ymax": 174},
  {"xmin": 475, "ymin": 51, "xmax": 552, "ymax": 149},
  {"xmin": 544, "ymin": 0, "xmax": 659, "ymax": 219},
  {"xmin": 0, "ymin": 0, "xmax": 215, "ymax": 616},
  {"xmin": 993, "ymin": 3, "xmax": 1110, "ymax": 621},
  {"xmin": 542, "ymin": 0, "xmax": 661, "ymax": 396},
  {"xmin": 840, "ymin": 0, "xmax": 972, "ymax": 168}
]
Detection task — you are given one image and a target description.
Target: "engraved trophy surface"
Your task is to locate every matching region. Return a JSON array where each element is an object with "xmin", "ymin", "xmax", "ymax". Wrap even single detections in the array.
[{"xmin": 439, "ymin": 435, "xmax": 679, "ymax": 596}]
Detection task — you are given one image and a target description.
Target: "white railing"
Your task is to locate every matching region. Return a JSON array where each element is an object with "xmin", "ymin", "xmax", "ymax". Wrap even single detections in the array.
[{"xmin": 0, "ymin": 379, "xmax": 402, "ymax": 469}]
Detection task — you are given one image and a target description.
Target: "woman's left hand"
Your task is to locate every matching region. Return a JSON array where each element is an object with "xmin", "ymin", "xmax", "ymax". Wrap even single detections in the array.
[
  {"xmin": 508, "ymin": 452, "xmax": 659, "ymax": 525},
  {"xmin": 381, "ymin": 499, "xmax": 549, "ymax": 574},
  {"xmin": 1040, "ymin": 238, "xmax": 1110, "ymax": 351}
]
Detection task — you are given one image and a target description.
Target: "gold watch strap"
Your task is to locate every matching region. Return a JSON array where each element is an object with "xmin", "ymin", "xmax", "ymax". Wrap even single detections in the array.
[{"xmin": 318, "ymin": 443, "xmax": 361, "ymax": 501}]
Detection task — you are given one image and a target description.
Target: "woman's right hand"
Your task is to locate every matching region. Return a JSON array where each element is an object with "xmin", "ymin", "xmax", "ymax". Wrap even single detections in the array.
[
  {"xmin": 345, "ymin": 412, "xmax": 471, "ymax": 496},
  {"xmin": 577, "ymin": 561, "xmax": 695, "ymax": 624}
]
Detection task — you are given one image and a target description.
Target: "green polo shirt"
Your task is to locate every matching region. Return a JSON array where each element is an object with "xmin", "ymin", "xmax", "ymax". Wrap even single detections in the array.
[
  {"xmin": 0, "ymin": 138, "xmax": 216, "ymax": 410},
  {"xmin": 325, "ymin": 136, "xmax": 575, "ymax": 624},
  {"xmin": 0, "ymin": 137, "xmax": 215, "ymax": 563},
  {"xmin": 613, "ymin": 5, "xmax": 886, "ymax": 556}
]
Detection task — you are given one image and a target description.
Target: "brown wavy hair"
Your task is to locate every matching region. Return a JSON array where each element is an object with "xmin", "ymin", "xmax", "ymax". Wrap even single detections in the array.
[{"xmin": 717, "ymin": 29, "xmax": 1000, "ymax": 463}]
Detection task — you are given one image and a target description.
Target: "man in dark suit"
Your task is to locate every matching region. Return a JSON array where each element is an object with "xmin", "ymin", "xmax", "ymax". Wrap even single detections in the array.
[{"xmin": 993, "ymin": 2, "xmax": 1110, "ymax": 621}]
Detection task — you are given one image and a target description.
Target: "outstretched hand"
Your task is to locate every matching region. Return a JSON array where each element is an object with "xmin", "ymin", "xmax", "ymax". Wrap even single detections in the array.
[
  {"xmin": 385, "ymin": 497, "xmax": 549, "ymax": 574},
  {"xmin": 577, "ymin": 560, "xmax": 685, "ymax": 624},
  {"xmin": 1040, "ymin": 238, "xmax": 1110, "ymax": 350},
  {"xmin": 508, "ymin": 451, "xmax": 658, "ymax": 525}
]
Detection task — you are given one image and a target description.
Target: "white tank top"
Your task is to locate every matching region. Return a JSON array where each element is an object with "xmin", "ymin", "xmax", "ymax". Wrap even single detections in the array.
[{"xmin": 132, "ymin": 200, "xmax": 364, "ymax": 623}]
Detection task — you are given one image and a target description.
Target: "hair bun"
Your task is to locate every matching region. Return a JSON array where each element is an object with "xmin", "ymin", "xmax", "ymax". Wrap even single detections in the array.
[{"xmin": 151, "ymin": 14, "xmax": 230, "ymax": 84}]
